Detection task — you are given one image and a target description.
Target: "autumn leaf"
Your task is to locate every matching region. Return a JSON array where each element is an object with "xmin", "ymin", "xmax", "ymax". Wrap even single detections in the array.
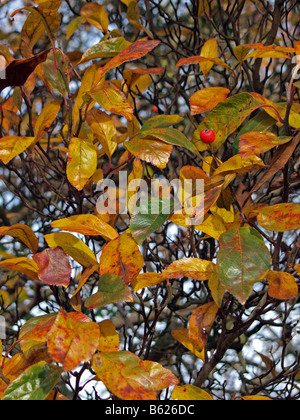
[
  {"xmin": 0, "ymin": 49, "xmax": 50, "ymax": 93},
  {"xmin": 86, "ymin": 109, "xmax": 118, "ymax": 159},
  {"xmin": 91, "ymin": 82, "xmax": 134, "ymax": 121},
  {"xmin": 51, "ymin": 214, "xmax": 119, "ymax": 241},
  {"xmin": 2, "ymin": 361, "xmax": 62, "ymax": 401},
  {"xmin": 33, "ymin": 246, "xmax": 72, "ymax": 288},
  {"xmin": 239, "ymin": 131, "xmax": 292, "ymax": 158},
  {"xmin": 267, "ymin": 271, "xmax": 298, "ymax": 301},
  {"xmin": 44, "ymin": 232, "xmax": 98, "ymax": 267},
  {"xmin": 47, "ymin": 309, "xmax": 100, "ymax": 372},
  {"xmin": 129, "ymin": 198, "xmax": 174, "ymax": 244},
  {"xmin": 0, "ymin": 224, "xmax": 38, "ymax": 253},
  {"xmin": 0, "ymin": 136, "xmax": 36, "ymax": 164},
  {"xmin": 171, "ymin": 329, "xmax": 205, "ymax": 361},
  {"xmin": 66, "ymin": 137, "xmax": 97, "ymax": 191},
  {"xmin": 217, "ymin": 227, "xmax": 271, "ymax": 304},
  {"xmin": 85, "ymin": 273, "xmax": 133, "ymax": 309},
  {"xmin": 257, "ymin": 203, "xmax": 300, "ymax": 232},
  {"xmin": 188, "ymin": 302, "xmax": 219, "ymax": 352},
  {"xmin": 92, "ymin": 351, "xmax": 178, "ymax": 400},
  {"xmin": 125, "ymin": 138, "xmax": 173, "ymax": 169},
  {"xmin": 100, "ymin": 230, "xmax": 144, "ymax": 285},
  {"xmin": 80, "ymin": 2, "xmax": 109, "ymax": 33},
  {"xmin": 79, "ymin": 37, "xmax": 132, "ymax": 63},
  {"xmin": 172, "ymin": 384, "xmax": 213, "ymax": 400},
  {"xmin": 0, "ymin": 257, "xmax": 39, "ymax": 280},
  {"xmin": 19, "ymin": 314, "xmax": 57, "ymax": 359},
  {"xmin": 190, "ymin": 87, "xmax": 230, "ymax": 115},
  {"xmin": 161, "ymin": 258, "xmax": 215, "ymax": 281},
  {"xmin": 131, "ymin": 272, "xmax": 165, "ymax": 292},
  {"xmin": 98, "ymin": 320, "xmax": 120, "ymax": 353}
]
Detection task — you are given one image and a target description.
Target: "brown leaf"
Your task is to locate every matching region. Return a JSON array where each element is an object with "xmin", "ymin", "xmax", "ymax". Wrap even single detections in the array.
[{"xmin": 0, "ymin": 49, "xmax": 50, "ymax": 92}]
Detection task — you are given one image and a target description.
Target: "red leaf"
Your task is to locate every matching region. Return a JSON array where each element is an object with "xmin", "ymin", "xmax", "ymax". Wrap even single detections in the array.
[{"xmin": 33, "ymin": 246, "xmax": 71, "ymax": 288}]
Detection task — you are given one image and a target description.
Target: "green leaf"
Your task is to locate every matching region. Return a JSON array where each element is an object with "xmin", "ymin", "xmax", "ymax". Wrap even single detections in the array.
[
  {"xmin": 80, "ymin": 37, "xmax": 132, "ymax": 63},
  {"xmin": 85, "ymin": 273, "xmax": 133, "ymax": 309},
  {"xmin": 217, "ymin": 227, "xmax": 271, "ymax": 304},
  {"xmin": 141, "ymin": 115, "xmax": 184, "ymax": 131},
  {"xmin": 135, "ymin": 127, "xmax": 200, "ymax": 156},
  {"xmin": 129, "ymin": 198, "xmax": 174, "ymax": 245},
  {"xmin": 193, "ymin": 92, "xmax": 264, "ymax": 152},
  {"xmin": 2, "ymin": 361, "xmax": 62, "ymax": 400}
]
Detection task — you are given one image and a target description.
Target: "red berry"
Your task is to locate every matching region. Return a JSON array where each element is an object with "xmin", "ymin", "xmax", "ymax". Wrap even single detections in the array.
[
  {"xmin": 200, "ymin": 129, "xmax": 215, "ymax": 144},
  {"xmin": 152, "ymin": 105, "xmax": 159, "ymax": 113}
]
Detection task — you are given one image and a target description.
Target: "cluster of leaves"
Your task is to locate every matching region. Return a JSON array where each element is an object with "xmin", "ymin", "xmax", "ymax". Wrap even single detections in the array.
[{"xmin": 0, "ymin": 0, "xmax": 299, "ymax": 400}]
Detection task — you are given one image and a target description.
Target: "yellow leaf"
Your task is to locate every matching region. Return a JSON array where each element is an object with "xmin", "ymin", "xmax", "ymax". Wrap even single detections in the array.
[
  {"xmin": 127, "ymin": 158, "xmax": 144, "ymax": 215},
  {"xmin": 34, "ymin": 100, "xmax": 61, "ymax": 141},
  {"xmin": 213, "ymin": 154, "xmax": 265, "ymax": 177},
  {"xmin": 86, "ymin": 109, "xmax": 117, "ymax": 159},
  {"xmin": 80, "ymin": 3, "xmax": 109, "ymax": 33},
  {"xmin": 100, "ymin": 230, "xmax": 144, "ymax": 285},
  {"xmin": 200, "ymin": 39, "xmax": 218, "ymax": 78},
  {"xmin": 0, "ymin": 257, "xmax": 39, "ymax": 280},
  {"xmin": 0, "ymin": 224, "xmax": 38, "ymax": 253},
  {"xmin": 91, "ymin": 82, "xmax": 134, "ymax": 121},
  {"xmin": 131, "ymin": 272, "xmax": 165, "ymax": 292},
  {"xmin": 44, "ymin": 232, "xmax": 98, "ymax": 267},
  {"xmin": 98, "ymin": 320, "xmax": 120, "ymax": 352},
  {"xmin": 67, "ymin": 137, "xmax": 97, "ymax": 191},
  {"xmin": 162, "ymin": 258, "xmax": 215, "ymax": 281},
  {"xmin": 195, "ymin": 214, "xmax": 226, "ymax": 240},
  {"xmin": 0, "ymin": 136, "xmax": 35, "ymax": 164},
  {"xmin": 208, "ymin": 272, "xmax": 226, "ymax": 307},
  {"xmin": 72, "ymin": 64, "xmax": 97, "ymax": 132},
  {"xmin": 172, "ymin": 384, "xmax": 213, "ymax": 400},
  {"xmin": 171, "ymin": 329, "xmax": 205, "ymax": 361},
  {"xmin": 51, "ymin": 214, "xmax": 119, "ymax": 241}
]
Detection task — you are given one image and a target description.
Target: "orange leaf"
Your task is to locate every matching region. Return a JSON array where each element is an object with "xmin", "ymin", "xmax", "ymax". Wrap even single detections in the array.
[
  {"xmin": 257, "ymin": 203, "xmax": 300, "ymax": 232},
  {"xmin": 189, "ymin": 302, "xmax": 218, "ymax": 352},
  {"xmin": 47, "ymin": 309, "xmax": 100, "ymax": 372},
  {"xmin": 267, "ymin": 271, "xmax": 298, "ymax": 301},
  {"xmin": 51, "ymin": 214, "xmax": 119, "ymax": 241},
  {"xmin": 190, "ymin": 87, "xmax": 230, "ymax": 115},
  {"xmin": 239, "ymin": 131, "xmax": 292, "ymax": 158},
  {"xmin": 92, "ymin": 351, "xmax": 178, "ymax": 400},
  {"xmin": 97, "ymin": 39, "xmax": 160, "ymax": 78},
  {"xmin": 19, "ymin": 314, "xmax": 57, "ymax": 359},
  {"xmin": 100, "ymin": 230, "xmax": 144, "ymax": 285}
]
